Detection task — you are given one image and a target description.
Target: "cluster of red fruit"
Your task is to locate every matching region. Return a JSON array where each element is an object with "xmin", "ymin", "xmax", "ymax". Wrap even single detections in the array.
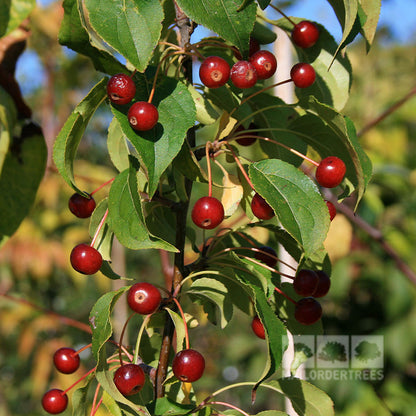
[{"xmin": 107, "ymin": 73, "xmax": 159, "ymax": 131}]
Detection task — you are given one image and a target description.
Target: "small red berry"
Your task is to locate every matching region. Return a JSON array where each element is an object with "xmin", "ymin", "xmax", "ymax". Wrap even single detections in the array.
[
  {"xmin": 315, "ymin": 156, "xmax": 346, "ymax": 188},
  {"xmin": 107, "ymin": 73, "xmax": 136, "ymax": 105},
  {"xmin": 251, "ymin": 316, "xmax": 265, "ymax": 339},
  {"xmin": 255, "ymin": 246, "xmax": 277, "ymax": 268},
  {"xmin": 233, "ymin": 38, "xmax": 260, "ymax": 60},
  {"xmin": 249, "ymin": 50, "xmax": 277, "ymax": 80},
  {"xmin": 312, "ymin": 270, "xmax": 331, "ymax": 298},
  {"xmin": 127, "ymin": 282, "xmax": 161, "ymax": 315},
  {"xmin": 251, "ymin": 193, "xmax": 275, "ymax": 220},
  {"xmin": 128, "ymin": 101, "xmax": 159, "ymax": 131},
  {"xmin": 293, "ymin": 269, "xmax": 319, "ymax": 297},
  {"xmin": 234, "ymin": 123, "xmax": 258, "ymax": 146},
  {"xmin": 42, "ymin": 389, "xmax": 68, "ymax": 414},
  {"xmin": 292, "ymin": 21, "xmax": 320, "ymax": 48},
  {"xmin": 172, "ymin": 349, "xmax": 205, "ymax": 382},
  {"xmin": 68, "ymin": 193, "xmax": 96, "ymax": 218},
  {"xmin": 290, "ymin": 63, "xmax": 316, "ymax": 88},
  {"xmin": 294, "ymin": 297, "xmax": 322, "ymax": 325},
  {"xmin": 70, "ymin": 244, "xmax": 102, "ymax": 275},
  {"xmin": 53, "ymin": 347, "xmax": 80, "ymax": 374},
  {"xmin": 191, "ymin": 196, "xmax": 224, "ymax": 229},
  {"xmin": 325, "ymin": 200, "xmax": 337, "ymax": 221},
  {"xmin": 199, "ymin": 56, "xmax": 230, "ymax": 88},
  {"xmin": 113, "ymin": 364, "xmax": 146, "ymax": 396},
  {"xmin": 230, "ymin": 60, "xmax": 258, "ymax": 89}
]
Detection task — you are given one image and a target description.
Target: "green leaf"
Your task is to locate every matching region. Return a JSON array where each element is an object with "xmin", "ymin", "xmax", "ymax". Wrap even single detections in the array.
[
  {"xmin": 53, "ymin": 78, "xmax": 107, "ymax": 194},
  {"xmin": 59, "ymin": 0, "xmax": 125, "ymax": 74},
  {"xmin": 102, "ymin": 390, "xmax": 123, "ymax": 416},
  {"xmin": 0, "ymin": 123, "xmax": 47, "ymax": 245},
  {"xmin": 108, "ymin": 117, "xmax": 130, "ymax": 172},
  {"xmin": 83, "ymin": 0, "xmax": 164, "ymax": 72},
  {"xmin": 112, "ymin": 77, "xmax": 195, "ymax": 197},
  {"xmin": 72, "ymin": 373, "xmax": 95, "ymax": 416},
  {"xmin": 0, "ymin": 86, "xmax": 17, "ymax": 173},
  {"xmin": 89, "ymin": 286, "xmax": 129, "ymax": 361},
  {"xmin": 107, "ymin": 162, "xmax": 178, "ymax": 251},
  {"xmin": 89, "ymin": 198, "xmax": 113, "ymax": 261},
  {"xmin": 188, "ymin": 277, "xmax": 234, "ymax": 328},
  {"xmin": 149, "ymin": 397, "xmax": 195, "ymax": 416},
  {"xmin": 252, "ymin": 20, "xmax": 277, "ymax": 44},
  {"xmin": 1, "ymin": 0, "xmax": 35, "ymax": 37},
  {"xmin": 290, "ymin": 98, "xmax": 372, "ymax": 205},
  {"xmin": 175, "ymin": 0, "xmax": 257, "ymax": 57},
  {"xmin": 255, "ymin": 412, "xmax": 288, "ymax": 416},
  {"xmin": 359, "ymin": 0, "xmax": 381, "ymax": 51},
  {"xmin": 165, "ymin": 308, "xmax": 187, "ymax": 352},
  {"xmin": 249, "ymin": 159, "xmax": 330, "ymax": 257},
  {"xmin": 265, "ymin": 378, "xmax": 335, "ymax": 416}
]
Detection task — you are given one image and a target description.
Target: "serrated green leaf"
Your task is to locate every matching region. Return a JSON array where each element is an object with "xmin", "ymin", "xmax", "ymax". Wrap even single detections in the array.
[
  {"xmin": 108, "ymin": 117, "xmax": 130, "ymax": 172},
  {"xmin": 102, "ymin": 390, "xmax": 123, "ymax": 416},
  {"xmin": 359, "ymin": 0, "xmax": 381, "ymax": 51},
  {"xmin": 149, "ymin": 397, "xmax": 195, "ymax": 416},
  {"xmin": 256, "ymin": 0, "xmax": 271, "ymax": 10},
  {"xmin": 83, "ymin": 0, "xmax": 164, "ymax": 72},
  {"xmin": 175, "ymin": 0, "xmax": 257, "ymax": 57},
  {"xmin": 112, "ymin": 77, "xmax": 195, "ymax": 197},
  {"xmin": 165, "ymin": 308, "xmax": 187, "ymax": 352},
  {"xmin": 89, "ymin": 286, "xmax": 129, "ymax": 361},
  {"xmin": 1, "ymin": 0, "xmax": 35, "ymax": 37},
  {"xmin": 59, "ymin": 0, "xmax": 125, "ymax": 74},
  {"xmin": 249, "ymin": 159, "xmax": 330, "ymax": 256},
  {"xmin": 107, "ymin": 163, "xmax": 178, "ymax": 251},
  {"xmin": 0, "ymin": 123, "xmax": 46, "ymax": 245},
  {"xmin": 252, "ymin": 20, "xmax": 277, "ymax": 44},
  {"xmin": 0, "ymin": 86, "xmax": 17, "ymax": 173},
  {"xmin": 53, "ymin": 78, "xmax": 107, "ymax": 194}
]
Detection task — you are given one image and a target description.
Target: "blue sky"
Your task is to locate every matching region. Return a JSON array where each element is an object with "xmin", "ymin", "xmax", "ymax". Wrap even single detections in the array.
[{"xmin": 16, "ymin": 0, "xmax": 416, "ymax": 95}]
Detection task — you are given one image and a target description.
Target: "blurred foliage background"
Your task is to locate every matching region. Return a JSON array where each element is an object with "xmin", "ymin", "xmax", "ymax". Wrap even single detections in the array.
[{"xmin": 1, "ymin": 1, "xmax": 416, "ymax": 415}]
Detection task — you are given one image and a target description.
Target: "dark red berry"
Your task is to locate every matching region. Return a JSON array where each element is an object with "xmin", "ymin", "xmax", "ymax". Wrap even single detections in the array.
[
  {"xmin": 294, "ymin": 297, "xmax": 322, "ymax": 325},
  {"xmin": 249, "ymin": 50, "xmax": 277, "ymax": 80},
  {"xmin": 70, "ymin": 244, "xmax": 102, "ymax": 275},
  {"xmin": 42, "ymin": 389, "xmax": 68, "ymax": 414},
  {"xmin": 113, "ymin": 364, "xmax": 146, "ymax": 396},
  {"xmin": 292, "ymin": 21, "xmax": 320, "ymax": 49},
  {"xmin": 293, "ymin": 269, "xmax": 319, "ymax": 297},
  {"xmin": 251, "ymin": 193, "xmax": 275, "ymax": 220},
  {"xmin": 53, "ymin": 347, "xmax": 80, "ymax": 374},
  {"xmin": 191, "ymin": 196, "xmax": 224, "ymax": 229},
  {"xmin": 234, "ymin": 123, "xmax": 258, "ymax": 146},
  {"xmin": 290, "ymin": 63, "xmax": 316, "ymax": 88},
  {"xmin": 233, "ymin": 38, "xmax": 260, "ymax": 60},
  {"xmin": 172, "ymin": 349, "xmax": 205, "ymax": 382},
  {"xmin": 251, "ymin": 316, "xmax": 265, "ymax": 339},
  {"xmin": 255, "ymin": 246, "xmax": 277, "ymax": 268},
  {"xmin": 315, "ymin": 156, "xmax": 346, "ymax": 188},
  {"xmin": 230, "ymin": 60, "xmax": 258, "ymax": 89},
  {"xmin": 312, "ymin": 270, "xmax": 331, "ymax": 298},
  {"xmin": 127, "ymin": 282, "xmax": 161, "ymax": 315},
  {"xmin": 325, "ymin": 200, "xmax": 337, "ymax": 221},
  {"xmin": 68, "ymin": 193, "xmax": 96, "ymax": 218},
  {"xmin": 199, "ymin": 56, "xmax": 230, "ymax": 88},
  {"xmin": 107, "ymin": 73, "xmax": 136, "ymax": 105},
  {"xmin": 128, "ymin": 101, "xmax": 159, "ymax": 131}
]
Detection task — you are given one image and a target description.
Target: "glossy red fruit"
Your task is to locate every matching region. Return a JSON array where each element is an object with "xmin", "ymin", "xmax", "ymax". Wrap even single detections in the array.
[
  {"xmin": 312, "ymin": 270, "xmax": 331, "ymax": 298},
  {"xmin": 315, "ymin": 156, "xmax": 346, "ymax": 188},
  {"xmin": 325, "ymin": 200, "xmax": 337, "ymax": 221},
  {"xmin": 251, "ymin": 316, "xmax": 265, "ymax": 339},
  {"xmin": 68, "ymin": 193, "xmax": 96, "ymax": 218},
  {"xmin": 70, "ymin": 244, "xmax": 102, "ymax": 275},
  {"xmin": 233, "ymin": 37, "xmax": 260, "ymax": 60},
  {"xmin": 127, "ymin": 282, "xmax": 161, "ymax": 315},
  {"xmin": 255, "ymin": 246, "xmax": 277, "ymax": 268},
  {"xmin": 107, "ymin": 73, "xmax": 136, "ymax": 105},
  {"xmin": 42, "ymin": 389, "xmax": 68, "ymax": 414},
  {"xmin": 199, "ymin": 56, "xmax": 230, "ymax": 88},
  {"xmin": 294, "ymin": 297, "xmax": 322, "ymax": 325},
  {"xmin": 191, "ymin": 196, "xmax": 224, "ymax": 229},
  {"xmin": 293, "ymin": 269, "xmax": 319, "ymax": 297},
  {"xmin": 292, "ymin": 21, "xmax": 320, "ymax": 48},
  {"xmin": 251, "ymin": 193, "xmax": 275, "ymax": 220},
  {"xmin": 172, "ymin": 349, "xmax": 205, "ymax": 382},
  {"xmin": 249, "ymin": 50, "xmax": 277, "ymax": 80},
  {"xmin": 128, "ymin": 101, "xmax": 159, "ymax": 131},
  {"xmin": 113, "ymin": 364, "xmax": 146, "ymax": 396},
  {"xmin": 230, "ymin": 60, "xmax": 258, "ymax": 89},
  {"xmin": 290, "ymin": 63, "xmax": 316, "ymax": 88},
  {"xmin": 53, "ymin": 347, "xmax": 80, "ymax": 374}
]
